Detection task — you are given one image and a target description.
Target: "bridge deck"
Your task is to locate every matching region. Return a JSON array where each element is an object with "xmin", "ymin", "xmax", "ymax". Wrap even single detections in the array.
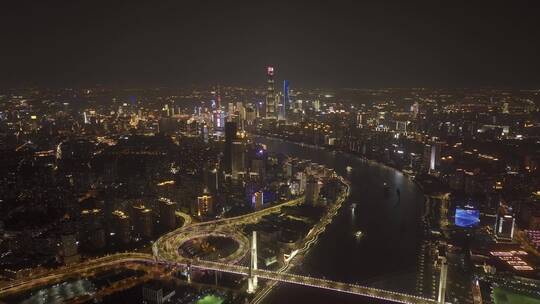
[{"xmin": 186, "ymin": 260, "xmax": 438, "ymax": 304}]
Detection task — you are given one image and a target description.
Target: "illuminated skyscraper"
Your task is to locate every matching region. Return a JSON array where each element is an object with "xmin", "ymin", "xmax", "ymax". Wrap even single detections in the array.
[
  {"xmin": 495, "ymin": 205, "xmax": 515, "ymax": 241},
  {"xmin": 265, "ymin": 66, "xmax": 277, "ymax": 119},
  {"xmin": 501, "ymin": 102, "xmax": 509, "ymax": 114},
  {"xmin": 356, "ymin": 111, "xmax": 364, "ymax": 128},
  {"xmin": 212, "ymin": 87, "xmax": 225, "ymax": 131},
  {"xmin": 83, "ymin": 110, "xmax": 96, "ymax": 124},
  {"xmin": 236, "ymin": 101, "xmax": 246, "ymax": 130},
  {"xmin": 279, "ymin": 80, "xmax": 290, "ymax": 120},
  {"xmin": 197, "ymin": 190, "xmax": 214, "ymax": 217},
  {"xmin": 246, "ymin": 105, "xmax": 256, "ymax": 125},
  {"xmin": 410, "ymin": 102, "xmax": 420, "ymax": 119},
  {"xmin": 252, "ymin": 191, "xmax": 264, "ymax": 210},
  {"xmin": 313, "ymin": 98, "xmax": 321, "ymax": 112},
  {"xmin": 228, "ymin": 102, "xmax": 235, "ymax": 117},
  {"xmin": 213, "ymin": 110, "xmax": 225, "ymax": 131},
  {"xmin": 423, "ymin": 143, "xmax": 442, "ymax": 173}
]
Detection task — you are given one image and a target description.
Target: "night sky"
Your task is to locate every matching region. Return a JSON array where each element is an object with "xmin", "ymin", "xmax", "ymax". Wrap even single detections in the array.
[{"xmin": 1, "ymin": 1, "xmax": 540, "ymax": 88}]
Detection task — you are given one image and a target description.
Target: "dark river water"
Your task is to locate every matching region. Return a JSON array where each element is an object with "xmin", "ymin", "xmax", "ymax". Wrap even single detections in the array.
[{"xmin": 255, "ymin": 137, "xmax": 425, "ymax": 304}]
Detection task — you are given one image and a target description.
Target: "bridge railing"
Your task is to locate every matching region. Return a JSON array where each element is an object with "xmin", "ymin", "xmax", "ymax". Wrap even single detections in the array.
[{"xmin": 167, "ymin": 259, "xmax": 437, "ymax": 304}]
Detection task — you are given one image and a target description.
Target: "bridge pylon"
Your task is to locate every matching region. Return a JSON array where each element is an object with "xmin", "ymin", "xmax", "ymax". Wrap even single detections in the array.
[
  {"xmin": 247, "ymin": 231, "xmax": 258, "ymax": 293},
  {"xmin": 437, "ymin": 256, "xmax": 448, "ymax": 304},
  {"xmin": 186, "ymin": 263, "xmax": 192, "ymax": 284}
]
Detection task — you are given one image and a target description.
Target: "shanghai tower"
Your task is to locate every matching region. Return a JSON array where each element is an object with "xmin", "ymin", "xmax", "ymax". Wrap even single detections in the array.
[{"xmin": 265, "ymin": 66, "xmax": 277, "ymax": 119}]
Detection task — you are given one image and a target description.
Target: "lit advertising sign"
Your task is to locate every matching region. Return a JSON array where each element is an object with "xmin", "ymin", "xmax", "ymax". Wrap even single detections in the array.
[{"xmin": 455, "ymin": 208, "xmax": 480, "ymax": 227}]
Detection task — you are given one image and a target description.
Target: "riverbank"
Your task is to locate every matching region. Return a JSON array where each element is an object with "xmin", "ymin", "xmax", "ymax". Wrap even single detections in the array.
[
  {"xmin": 252, "ymin": 133, "xmax": 433, "ymax": 214},
  {"xmin": 252, "ymin": 135, "xmax": 426, "ymax": 304},
  {"xmin": 251, "ymin": 176, "xmax": 351, "ymax": 304},
  {"xmin": 252, "ymin": 132, "xmax": 418, "ymax": 181}
]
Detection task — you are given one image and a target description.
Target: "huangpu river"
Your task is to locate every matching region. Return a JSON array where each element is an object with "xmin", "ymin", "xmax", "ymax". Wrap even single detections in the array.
[{"xmin": 255, "ymin": 136, "xmax": 425, "ymax": 304}]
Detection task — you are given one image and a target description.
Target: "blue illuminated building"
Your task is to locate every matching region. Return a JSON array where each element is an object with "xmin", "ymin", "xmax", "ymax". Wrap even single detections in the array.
[
  {"xmin": 279, "ymin": 80, "xmax": 290, "ymax": 120},
  {"xmin": 455, "ymin": 208, "xmax": 480, "ymax": 227}
]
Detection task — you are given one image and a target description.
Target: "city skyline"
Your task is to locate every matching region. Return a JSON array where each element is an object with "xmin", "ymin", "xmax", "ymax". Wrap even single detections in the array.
[{"xmin": 1, "ymin": 2, "xmax": 539, "ymax": 304}]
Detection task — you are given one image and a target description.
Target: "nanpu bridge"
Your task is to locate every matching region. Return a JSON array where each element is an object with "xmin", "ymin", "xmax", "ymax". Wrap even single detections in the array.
[
  {"xmin": 0, "ymin": 253, "xmax": 443, "ymax": 304},
  {"xmin": 150, "ymin": 177, "xmax": 447, "ymax": 304},
  {"xmin": 170, "ymin": 259, "xmax": 440, "ymax": 304}
]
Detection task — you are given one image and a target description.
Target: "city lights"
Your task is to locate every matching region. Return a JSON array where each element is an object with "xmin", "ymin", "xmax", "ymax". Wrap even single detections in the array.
[{"xmin": 1, "ymin": 2, "xmax": 539, "ymax": 304}]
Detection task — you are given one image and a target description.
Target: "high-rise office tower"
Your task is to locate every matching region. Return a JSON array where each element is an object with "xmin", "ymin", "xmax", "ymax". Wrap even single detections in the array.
[
  {"xmin": 250, "ymin": 158, "xmax": 266, "ymax": 181},
  {"xmin": 159, "ymin": 198, "xmax": 177, "ymax": 231},
  {"xmin": 228, "ymin": 102, "xmax": 235, "ymax": 117},
  {"xmin": 212, "ymin": 86, "xmax": 225, "ymax": 131},
  {"xmin": 265, "ymin": 66, "xmax": 277, "ymax": 119},
  {"xmin": 501, "ymin": 102, "xmax": 509, "ymax": 114},
  {"xmin": 231, "ymin": 140, "xmax": 245, "ymax": 180},
  {"xmin": 132, "ymin": 205, "xmax": 153, "ymax": 239},
  {"xmin": 356, "ymin": 111, "xmax": 364, "ymax": 128},
  {"xmin": 197, "ymin": 190, "xmax": 214, "ymax": 217},
  {"xmin": 252, "ymin": 191, "xmax": 264, "ymax": 210},
  {"xmin": 215, "ymin": 84, "xmax": 222, "ymax": 109},
  {"xmin": 80, "ymin": 208, "xmax": 106, "ymax": 250},
  {"xmin": 213, "ymin": 110, "xmax": 225, "ymax": 131},
  {"xmin": 296, "ymin": 171, "xmax": 307, "ymax": 193},
  {"xmin": 224, "ymin": 121, "xmax": 237, "ymax": 173},
  {"xmin": 305, "ymin": 175, "xmax": 321, "ymax": 205},
  {"xmin": 411, "ymin": 102, "xmax": 420, "ymax": 119},
  {"xmin": 313, "ymin": 99, "xmax": 321, "ymax": 112},
  {"xmin": 236, "ymin": 101, "xmax": 244, "ymax": 113},
  {"xmin": 423, "ymin": 143, "xmax": 442, "ymax": 173},
  {"xmin": 279, "ymin": 80, "xmax": 290, "ymax": 120},
  {"xmin": 246, "ymin": 106, "xmax": 256, "ymax": 125},
  {"xmin": 111, "ymin": 210, "xmax": 131, "ymax": 244},
  {"xmin": 495, "ymin": 205, "xmax": 515, "ymax": 241},
  {"xmin": 204, "ymin": 164, "xmax": 219, "ymax": 193},
  {"xmin": 236, "ymin": 101, "xmax": 246, "ymax": 129}
]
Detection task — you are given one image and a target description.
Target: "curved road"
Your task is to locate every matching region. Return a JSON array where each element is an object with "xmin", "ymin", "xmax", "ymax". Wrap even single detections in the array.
[
  {"xmin": 152, "ymin": 196, "xmax": 305, "ymax": 263},
  {"xmin": 0, "ymin": 253, "xmax": 155, "ymax": 297}
]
